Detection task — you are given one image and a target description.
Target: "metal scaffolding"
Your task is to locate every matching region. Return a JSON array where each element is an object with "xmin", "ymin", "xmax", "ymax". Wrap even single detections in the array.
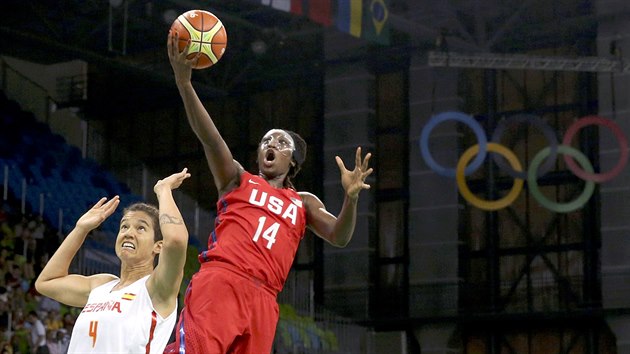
[{"xmin": 428, "ymin": 51, "xmax": 630, "ymax": 72}]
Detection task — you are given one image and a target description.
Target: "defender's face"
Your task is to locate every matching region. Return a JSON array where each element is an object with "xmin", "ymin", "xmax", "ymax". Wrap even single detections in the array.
[{"xmin": 116, "ymin": 211, "xmax": 159, "ymax": 262}]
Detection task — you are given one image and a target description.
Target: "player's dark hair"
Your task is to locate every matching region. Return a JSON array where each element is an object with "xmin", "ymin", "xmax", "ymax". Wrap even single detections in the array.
[
  {"xmin": 122, "ymin": 203, "xmax": 162, "ymax": 242},
  {"xmin": 284, "ymin": 130, "xmax": 307, "ymax": 189}
]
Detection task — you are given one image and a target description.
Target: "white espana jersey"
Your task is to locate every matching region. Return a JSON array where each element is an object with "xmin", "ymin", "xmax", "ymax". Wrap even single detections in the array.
[{"xmin": 67, "ymin": 275, "xmax": 176, "ymax": 354}]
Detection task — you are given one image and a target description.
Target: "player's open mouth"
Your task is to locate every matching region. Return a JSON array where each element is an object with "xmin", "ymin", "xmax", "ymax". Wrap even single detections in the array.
[
  {"xmin": 265, "ymin": 150, "xmax": 276, "ymax": 162},
  {"xmin": 122, "ymin": 242, "xmax": 135, "ymax": 250}
]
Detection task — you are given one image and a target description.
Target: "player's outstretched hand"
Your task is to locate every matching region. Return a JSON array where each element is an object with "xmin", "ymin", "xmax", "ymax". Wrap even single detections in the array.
[
  {"xmin": 167, "ymin": 30, "xmax": 199, "ymax": 83},
  {"xmin": 76, "ymin": 196, "xmax": 120, "ymax": 232},
  {"xmin": 335, "ymin": 147, "xmax": 373, "ymax": 199},
  {"xmin": 154, "ymin": 168, "xmax": 191, "ymax": 194}
]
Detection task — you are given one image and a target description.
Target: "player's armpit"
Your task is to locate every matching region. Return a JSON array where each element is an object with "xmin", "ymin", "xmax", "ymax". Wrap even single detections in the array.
[
  {"xmin": 37, "ymin": 273, "xmax": 117, "ymax": 308},
  {"xmin": 300, "ymin": 192, "xmax": 339, "ymax": 244}
]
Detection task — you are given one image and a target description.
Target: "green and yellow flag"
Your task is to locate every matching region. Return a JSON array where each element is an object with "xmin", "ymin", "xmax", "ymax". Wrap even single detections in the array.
[{"xmin": 336, "ymin": 0, "xmax": 390, "ymax": 45}]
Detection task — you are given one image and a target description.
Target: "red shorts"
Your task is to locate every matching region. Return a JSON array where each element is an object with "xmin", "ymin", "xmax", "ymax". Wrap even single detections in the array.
[{"xmin": 164, "ymin": 262, "xmax": 279, "ymax": 354}]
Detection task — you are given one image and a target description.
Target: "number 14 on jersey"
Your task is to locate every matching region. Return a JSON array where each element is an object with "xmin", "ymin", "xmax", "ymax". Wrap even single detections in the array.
[{"xmin": 252, "ymin": 216, "xmax": 279, "ymax": 249}]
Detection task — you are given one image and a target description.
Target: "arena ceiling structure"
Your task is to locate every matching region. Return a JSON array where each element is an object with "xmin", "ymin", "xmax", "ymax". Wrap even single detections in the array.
[{"xmin": 0, "ymin": 0, "xmax": 604, "ymax": 95}]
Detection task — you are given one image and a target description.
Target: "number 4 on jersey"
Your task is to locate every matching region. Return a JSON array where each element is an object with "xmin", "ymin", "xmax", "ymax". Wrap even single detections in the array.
[
  {"xmin": 252, "ymin": 216, "xmax": 279, "ymax": 249},
  {"xmin": 89, "ymin": 320, "xmax": 98, "ymax": 347}
]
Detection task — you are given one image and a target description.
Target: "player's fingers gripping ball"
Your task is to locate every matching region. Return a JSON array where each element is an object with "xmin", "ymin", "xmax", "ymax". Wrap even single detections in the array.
[{"xmin": 170, "ymin": 10, "xmax": 227, "ymax": 69}]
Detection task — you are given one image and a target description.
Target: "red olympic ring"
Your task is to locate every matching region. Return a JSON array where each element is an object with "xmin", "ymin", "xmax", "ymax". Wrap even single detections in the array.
[{"xmin": 561, "ymin": 115, "xmax": 629, "ymax": 183}]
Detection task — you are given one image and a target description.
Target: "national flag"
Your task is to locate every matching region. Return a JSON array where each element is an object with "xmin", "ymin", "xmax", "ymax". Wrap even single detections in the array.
[
  {"xmin": 261, "ymin": 0, "xmax": 289, "ymax": 12},
  {"xmin": 308, "ymin": 1, "xmax": 332, "ymax": 26},
  {"xmin": 261, "ymin": 0, "xmax": 332, "ymax": 26},
  {"xmin": 362, "ymin": 0, "xmax": 389, "ymax": 45},
  {"xmin": 336, "ymin": 0, "xmax": 390, "ymax": 45},
  {"xmin": 336, "ymin": 0, "xmax": 363, "ymax": 38},
  {"xmin": 291, "ymin": 0, "xmax": 304, "ymax": 15},
  {"xmin": 261, "ymin": 0, "xmax": 303, "ymax": 15},
  {"xmin": 121, "ymin": 293, "xmax": 136, "ymax": 301}
]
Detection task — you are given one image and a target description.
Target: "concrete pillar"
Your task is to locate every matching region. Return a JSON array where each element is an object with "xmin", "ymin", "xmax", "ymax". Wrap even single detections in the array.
[
  {"xmin": 322, "ymin": 30, "xmax": 375, "ymax": 317},
  {"xmin": 408, "ymin": 53, "xmax": 462, "ymax": 319},
  {"xmin": 596, "ymin": 0, "xmax": 630, "ymax": 349}
]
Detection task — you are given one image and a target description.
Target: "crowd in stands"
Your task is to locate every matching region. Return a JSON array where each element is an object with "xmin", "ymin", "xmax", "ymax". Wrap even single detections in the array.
[
  {"xmin": 0, "ymin": 91, "xmax": 204, "ymax": 353},
  {"xmin": 0, "ymin": 199, "xmax": 79, "ymax": 354},
  {"xmin": 0, "ymin": 89, "xmax": 132, "ymax": 353}
]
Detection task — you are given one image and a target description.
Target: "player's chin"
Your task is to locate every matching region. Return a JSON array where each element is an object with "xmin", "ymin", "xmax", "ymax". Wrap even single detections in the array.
[
  {"xmin": 258, "ymin": 162, "xmax": 275, "ymax": 174},
  {"xmin": 116, "ymin": 248, "xmax": 135, "ymax": 259},
  {"xmin": 260, "ymin": 164, "xmax": 286, "ymax": 177}
]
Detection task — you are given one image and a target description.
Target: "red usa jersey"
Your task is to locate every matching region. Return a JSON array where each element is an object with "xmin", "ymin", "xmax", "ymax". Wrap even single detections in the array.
[{"xmin": 200, "ymin": 171, "xmax": 307, "ymax": 293}]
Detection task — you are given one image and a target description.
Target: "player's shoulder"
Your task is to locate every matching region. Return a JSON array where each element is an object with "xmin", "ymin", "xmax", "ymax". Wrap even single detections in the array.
[
  {"xmin": 89, "ymin": 273, "xmax": 119, "ymax": 290},
  {"xmin": 297, "ymin": 191, "xmax": 324, "ymax": 210},
  {"xmin": 297, "ymin": 191, "xmax": 314, "ymax": 199},
  {"xmin": 217, "ymin": 162, "xmax": 246, "ymax": 196}
]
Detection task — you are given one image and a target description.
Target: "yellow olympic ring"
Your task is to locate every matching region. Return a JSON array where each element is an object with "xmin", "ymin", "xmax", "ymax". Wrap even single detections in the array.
[{"xmin": 456, "ymin": 143, "xmax": 524, "ymax": 211}]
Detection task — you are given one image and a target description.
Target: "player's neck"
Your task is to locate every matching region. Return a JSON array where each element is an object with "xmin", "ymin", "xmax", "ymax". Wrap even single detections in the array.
[
  {"xmin": 259, "ymin": 172, "xmax": 286, "ymax": 189},
  {"xmin": 114, "ymin": 265, "xmax": 152, "ymax": 290}
]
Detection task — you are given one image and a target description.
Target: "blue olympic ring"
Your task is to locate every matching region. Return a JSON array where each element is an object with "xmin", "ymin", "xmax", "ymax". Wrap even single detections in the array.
[{"xmin": 420, "ymin": 111, "xmax": 487, "ymax": 177}]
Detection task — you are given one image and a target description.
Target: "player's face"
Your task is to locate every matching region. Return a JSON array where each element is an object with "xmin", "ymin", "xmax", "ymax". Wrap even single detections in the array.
[
  {"xmin": 260, "ymin": 130, "xmax": 295, "ymax": 154},
  {"xmin": 116, "ymin": 211, "xmax": 158, "ymax": 263},
  {"xmin": 258, "ymin": 129, "xmax": 295, "ymax": 175}
]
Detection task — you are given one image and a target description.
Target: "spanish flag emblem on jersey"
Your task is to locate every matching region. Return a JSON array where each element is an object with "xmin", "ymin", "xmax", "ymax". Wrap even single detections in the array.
[{"xmin": 121, "ymin": 293, "xmax": 136, "ymax": 301}]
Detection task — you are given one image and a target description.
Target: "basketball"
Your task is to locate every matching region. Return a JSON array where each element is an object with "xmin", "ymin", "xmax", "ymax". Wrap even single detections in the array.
[{"xmin": 170, "ymin": 10, "xmax": 227, "ymax": 69}]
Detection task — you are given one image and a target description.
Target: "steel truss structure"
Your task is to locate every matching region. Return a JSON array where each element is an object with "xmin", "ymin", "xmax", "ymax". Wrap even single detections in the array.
[{"xmin": 428, "ymin": 50, "xmax": 629, "ymax": 73}]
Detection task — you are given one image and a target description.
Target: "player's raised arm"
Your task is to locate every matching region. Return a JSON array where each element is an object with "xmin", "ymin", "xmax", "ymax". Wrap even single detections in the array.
[
  {"xmin": 302, "ymin": 147, "xmax": 373, "ymax": 247},
  {"xmin": 147, "ymin": 169, "xmax": 190, "ymax": 316},
  {"xmin": 35, "ymin": 197, "xmax": 120, "ymax": 307},
  {"xmin": 167, "ymin": 31, "xmax": 239, "ymax": 195}
]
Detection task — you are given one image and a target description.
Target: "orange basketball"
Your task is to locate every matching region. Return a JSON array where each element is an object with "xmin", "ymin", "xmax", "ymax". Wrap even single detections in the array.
[{"xmin": 170, "ymin": 10, "xmax": 227, "ymax": 69}]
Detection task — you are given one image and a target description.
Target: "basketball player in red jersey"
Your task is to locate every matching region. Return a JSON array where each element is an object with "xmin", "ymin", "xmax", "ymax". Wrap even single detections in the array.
[{"xmin": 165, "ymin": 31, "xmax": 373, "ymax": 354}]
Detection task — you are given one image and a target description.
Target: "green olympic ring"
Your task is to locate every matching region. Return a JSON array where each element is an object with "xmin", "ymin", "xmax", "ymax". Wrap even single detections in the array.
[{"xmin": 527, "ymin": 146, "xmax": 595, "ymax": 213}]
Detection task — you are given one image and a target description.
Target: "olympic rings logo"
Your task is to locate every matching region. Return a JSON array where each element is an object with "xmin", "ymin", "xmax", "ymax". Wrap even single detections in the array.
[{"xmin": 420, "ymin": 111, "xmax": 629, "ymax": 213}]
